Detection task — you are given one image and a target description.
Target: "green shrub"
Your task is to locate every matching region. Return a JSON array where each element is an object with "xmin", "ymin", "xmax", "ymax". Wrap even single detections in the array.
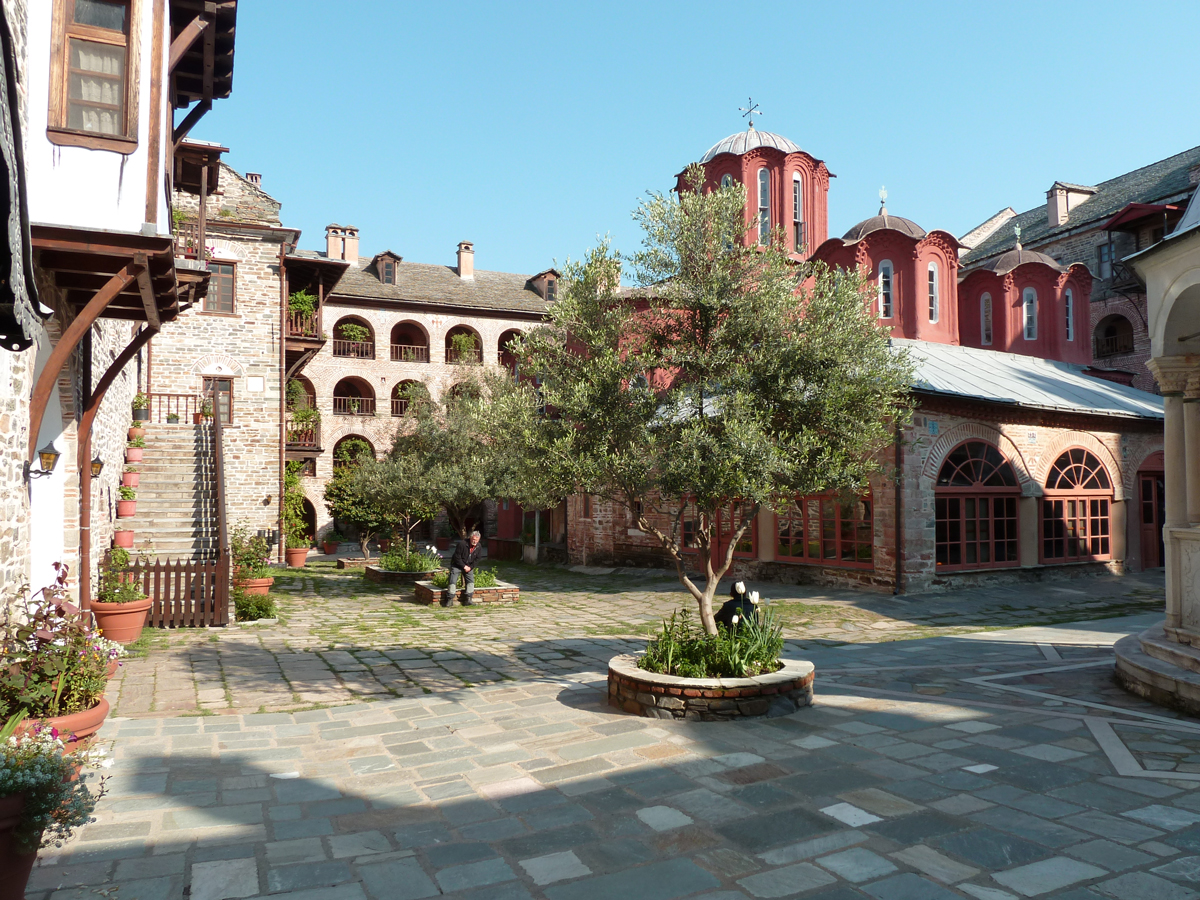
[
  {"xmin": 336, "ymin": 322, "xmax": 370, "ymax": 343},
  {"xmin": 127, "ymin": 435, "xmax": 145, "ymax": 449},
  {"xmin": 638, "ymin": 606, "xmax": 783, "ymax": 679},
  {"xmin": 377, "ymin": 547, "xmax": 441, "ymax": 573},
  {"xmin": 288, "ymin": 289, "xmax": 317, "ymax": 316},
  {"xmin": 230, "ymin": 523, "xmax": 272, "ymax": 580},
  {"xmin": 233, "ymin": 588, "xmax": 276, "ymax": 621},
  {"xmin": 430, "ymin": 566, "xmax": 498, "ymax": 589},
  {"xmin": 118, "ymin": 485, "xmax": 136, "ymax": 501}
]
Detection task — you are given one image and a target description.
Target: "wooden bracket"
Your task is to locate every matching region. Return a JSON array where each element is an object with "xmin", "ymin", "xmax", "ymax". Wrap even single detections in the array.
[{"xmin": 168, "ymin": 15, "xmax": 208, "ymax": 73}]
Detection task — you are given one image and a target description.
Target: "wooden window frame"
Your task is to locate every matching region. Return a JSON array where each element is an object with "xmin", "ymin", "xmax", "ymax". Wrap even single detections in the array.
[
  {"xmin": 381, "ymin": 259, "xmax": 395, "ymax": 285},
  {"xmin": 933, "ymin": 441, "xmax": 1022, "ymax": 571},
  {"xmin": 678, "ymin": 498, "xmax": 758, "ymax": 560},
  {"xmin": 792, "ymin": 175, "xmax": 804, "ymax": 253},
  {"xmin": 202, "ymin": 261, "xmax": 236, "ymax": 315},
  {"xmin": 757, "ymin": 168, "xmax": 770, "ymax": 245},
  {"xmin": 202, "ymin": 376, "xmax": 233, "ymax": 425},
  {"xmin": 774, "ymin": 493, "xmax": 874, "ymax": 570},
  {"xmin": 48, "ymin": 0, "xmax": 142, "ymax": 154},
  {"xmin": 1064, "ymin": 288, "xmax": 1074, "ymax": 342},
  {"xmin": 1040, "ymin": 448, "xmax": 1113, "ymax": 563}
]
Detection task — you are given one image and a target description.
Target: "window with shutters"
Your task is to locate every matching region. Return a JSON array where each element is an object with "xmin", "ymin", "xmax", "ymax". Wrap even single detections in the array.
[
  {"xmin": 792, "ymin": 175, "xmax": 805, "ymax": 253},
  {"xmin": 927, "ymin": 262, "xmax": 939, "ymax": 322},
  {"xmin": 1023, "ymin": 287, "xmax": 1038, "ymax": 340}
]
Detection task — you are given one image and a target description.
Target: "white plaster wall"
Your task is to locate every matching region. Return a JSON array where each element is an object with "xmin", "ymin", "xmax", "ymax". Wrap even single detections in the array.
[
  {"xmin": 25, "ymin": 0, "xmax": 167, "ymax": 235},
  {"xmin": 28, "ymin": 335, "xmax": 66, "ymax": 592}
]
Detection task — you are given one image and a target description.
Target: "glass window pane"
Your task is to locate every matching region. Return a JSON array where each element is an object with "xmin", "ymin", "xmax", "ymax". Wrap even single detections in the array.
[
  {"xmin": 74, "ymin": 0, "xmax": 127, "ymax": 31},
  {"xmin": 68, "ymin": 39, "xmax": 125, "ymax": 135}
]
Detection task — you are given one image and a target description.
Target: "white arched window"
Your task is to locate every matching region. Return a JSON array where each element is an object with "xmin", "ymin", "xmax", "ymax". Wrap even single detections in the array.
[
  {"xmin": 757, "ymin": 168, "xmax": 770, "ymax": 245},
  {"xmin": 1064, "ymin": 288, "xmax": 1074, "ymax": 341},
  {"xmin": 927, "ymin": 262, "xmax": 939, "ymax": 323},
  {"xmin": 720, "ymin": 174, "xmax": 733, "ymax": 189},
  {"xmin": 878, "ymin": 260, "xmax": 893, "ymax": 318},
  {"xmin": 792, "ymin": 174, "xmax": 804, "ymax": 252},
  {"xmin": 981, "ymin": 293, "xmax": 993, "ymax": 345},
  {"xmin": 1023, "ymin": 287, "xmax": 1038, "ymax": 340}
]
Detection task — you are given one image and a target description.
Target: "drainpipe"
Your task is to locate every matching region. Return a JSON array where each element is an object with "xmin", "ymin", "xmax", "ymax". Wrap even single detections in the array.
[
  {"xmin": 894, "ymin": 421, "xmax": 904, "ymax": 595},
  {"xmin": 278, "ymin": 243, "xmax": 287, "ymax": 564},
  {"xmin": 80, "ymin": 328, "xmax": 93, "ymax": 608}
]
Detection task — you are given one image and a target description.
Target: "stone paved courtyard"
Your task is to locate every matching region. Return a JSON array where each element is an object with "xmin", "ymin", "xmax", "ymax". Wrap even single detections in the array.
[{"xmin": 28, "ymin": 565, "xmax": 1200, "ymax": 900}]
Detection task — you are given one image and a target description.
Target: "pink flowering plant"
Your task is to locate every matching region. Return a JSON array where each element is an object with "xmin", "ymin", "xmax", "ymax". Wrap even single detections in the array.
[
  {"xmin": 0, "ymin": 712, "xmax": 105, "ymax": 851},
  {"xmin": 0, "ymin": 564, "xmax": 109, "ymax": 720}
]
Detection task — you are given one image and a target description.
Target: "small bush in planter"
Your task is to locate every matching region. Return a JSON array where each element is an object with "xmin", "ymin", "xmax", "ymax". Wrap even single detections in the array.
[
  {"xmin": 430, "ymin": 566, "xmax": 499, "ymax": 589},
  {"xmin": 233, "ymin": 587, "xmax": 276, "ymax": 622},
  {"xmin": 230, "ymin": 524, "xmax": 271, "ymax": 581},
  {"xmin": 288, "ymin": 289, "xmax": 317, "ymax": 318},
  {"xmin": 166, "ymin": 412, "xmax": 179, "ymax": 423},
  {"xmin": 131, "ymin": 392, "xmax": 148, "ymax": 411},
  {"xmin": 127, "ymin": 435, "xmax": 145, "ymax": 449},
  {"xmin": 95, "ymin": 549, "xmax": 146, "ymax": 606},
  {"xmin": 117, "ymin": 486, "xmax": 136, "ymax": 502},
  {"xmin": 378, "ymin": 547, "xmax": 442, "ymax": 573},
  {"xmin": 638, "ymin": 606, "xmax": 783, "ymax": 679}
]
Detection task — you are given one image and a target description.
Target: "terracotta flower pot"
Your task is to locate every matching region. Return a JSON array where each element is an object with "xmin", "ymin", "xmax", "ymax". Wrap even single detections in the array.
[
  {"xmin": 105, "ymin": 659, "xmax": 118, "ymax": 678},
  {"xmin": 121, "ymin": 472, "xmax": 139, "ymax": 488},
  {"xmin": 116, "ymin": 500, "xmax": 137, "ymax": 518},
  {"xmin": 240, "ymin": 576, "xmax": 274, "ymax": 595},
  {"xmin": 322, "ymin": 541, "xmax": 340, "ymax": 555},
  {"xmin": 285, "ymin": 548, "xmax": 308, "ymax": 567},
  {"xmin": 0, "ymin": 794, "xmax": 37, "ymax": 900},
  {"xmin": 192, "ymin": 413, "xmax": 203, "ymax": 424},
  {"xmin": 125, "ymin": 447, "xmax": 143, "ymax": 462},
  {"xmin": 19, "ymin": 697, "xmax": 111, "ymax": 753},
  {"xmin": 127, "ymin": 426, "xmax": 144, "ymax": 441},
  {"xmin": 91, "ymin": 597, "xmax": 152, "ymax": 644},
  {"xmin": 113, "ymin": 530, "xmax": 134, "ymax": 549}
]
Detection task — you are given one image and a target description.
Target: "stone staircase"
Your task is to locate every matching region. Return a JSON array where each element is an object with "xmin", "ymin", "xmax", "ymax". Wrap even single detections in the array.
[{"xmin": 123, "ymin": 426, "xmax": 219, "ymax": 559}]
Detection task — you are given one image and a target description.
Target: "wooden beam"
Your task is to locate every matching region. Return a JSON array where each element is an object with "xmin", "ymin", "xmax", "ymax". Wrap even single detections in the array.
[
  {"xmin": 134, "ymin": 254, "xmax": 160, "ymax": 330},
  {"xmin": 27, "ymin": 263, "xmax": 142, "ymax": 462},
  {"xmin": 168, "ymin": 15, "xmax": 208, "ymax": 73},
  {"xmin": 145, "ymin": 0, "xmax": 165, "ymax": 224},
  {"xmin": 172, "ymin": 98, "xmax": 209, "ymax": 147},
  {"xmin": 77, "ymin": 325, "xmax": 158, "ymax": 469}
]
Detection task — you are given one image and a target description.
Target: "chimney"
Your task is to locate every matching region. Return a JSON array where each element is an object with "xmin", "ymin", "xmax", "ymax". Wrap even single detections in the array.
[
  {"xmin": 457, "ymin": 241, "xmax": 474, "ymax": 279},
  {"xmin": 343, "ymin": 226, "xmax": 359, "ymax": 262},
  {"xmin": 245, "ymin": 172, "xmax": 262, "ymax": 187},
  {"xmin": 324, "ymin": 224, "xmax": 360, "ymax": 261},
  {"xmin": 1047, "ymin": 185, "xmax": 1069, "ymax": 227}
]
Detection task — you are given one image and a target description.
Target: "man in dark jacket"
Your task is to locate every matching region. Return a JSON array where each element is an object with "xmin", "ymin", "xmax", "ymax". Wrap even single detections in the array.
[{"xmin": 443, "ymin": 530, "xmax": 483, "ymax": 606}]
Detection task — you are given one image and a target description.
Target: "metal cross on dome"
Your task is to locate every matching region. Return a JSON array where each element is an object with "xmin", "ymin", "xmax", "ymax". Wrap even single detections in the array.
[{"xmin": 739, "ymin": 98, "xmax": 761, "ymax": 129}]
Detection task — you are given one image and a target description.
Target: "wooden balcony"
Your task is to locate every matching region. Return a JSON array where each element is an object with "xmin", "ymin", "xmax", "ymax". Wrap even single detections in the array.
[
  {"xmin": 285, "ymin": 417, "xmax": 322, "ymax": 461},
  {"xmin": 333, "ymin": 396, "xmax": 376, "ymax": 416},
  {"xmin": 446, "ymin": 347, "xmax": 484, "ymax": 365},
  {"xmin": 1094, "ymin": 334, "xmax": 1135, "ymax": 359},
  {"xmin": 333, "ymin": 339, "xmax": 375, "ymax": 359},
  {"xmin": 391, "ymin": 343, "xmax": 430, "ymax": 363}
]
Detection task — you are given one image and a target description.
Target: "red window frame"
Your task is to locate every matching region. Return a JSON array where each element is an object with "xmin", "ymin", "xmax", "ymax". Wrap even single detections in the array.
[
  {"xmin": 679, "ymin": 499, "xmax": 758, "ymax": 559},
  {"xmin": 934, "ymin": 441, "xmax": 1021, "ymax": 571},
  {"xmin": 775, "ymin": 493, "xmax": 873, "ymax": 569},
  {"xmin": 1041, "ymin": 448, "xmax": 1113, "ymax": 563}
]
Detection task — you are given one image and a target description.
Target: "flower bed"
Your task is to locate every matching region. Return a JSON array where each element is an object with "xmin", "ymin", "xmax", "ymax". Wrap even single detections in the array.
[
  {"xmin": 608, "ymin": 654, "xmax": 814, "ymax": 720},
  {"xmin": 365, "ymin": 566, "xmax": 442, "ymax": 585},
  {"xmin": 413, "ymin": 580, "xmax": 520, "ymax": 605}
]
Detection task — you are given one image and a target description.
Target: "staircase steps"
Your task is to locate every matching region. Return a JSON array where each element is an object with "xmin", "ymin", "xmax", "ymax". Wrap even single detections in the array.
[{"xmin": 121, "ymin": 426, "xmax": 220, "ymax": 559}]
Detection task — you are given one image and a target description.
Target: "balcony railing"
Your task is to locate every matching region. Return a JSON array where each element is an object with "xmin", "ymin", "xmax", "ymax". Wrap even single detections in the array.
[
  {"xmin": 391, "ymin": 398, "xmax": 410, "ymax": 417},
  {"xmin": 146, "ymin": 393, "xmax": 202, "ymax": 423},
  {"xmin": 445, "ymin": 347, "xmax": 484, "ymax": 365},
  {"xmin": 285, "ymin": 418, "xmax": 321, "ymax": 449},
  {"xmin": 332, "ymin": 340, "xmax": 374, "ymax": 359},
  {"xmin": 288, "ymin": 311, "xmax": 321, "ymax": 339},
  {"xmin": 391, "ymin": 343, "xmax": 430, "ymax": 362},
  {"xmin": 332, "ymin": 396, "xmax": 376, "ymax": 416},
  {"xmin": 1094, "ymin": 335, "xmax": 1135, "ymax": 359}
]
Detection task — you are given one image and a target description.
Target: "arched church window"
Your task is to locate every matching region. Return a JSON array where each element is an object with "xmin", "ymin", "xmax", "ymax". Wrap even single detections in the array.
[
  {"xmin": 935, "ymin": 440, "xmax": 1020, "ymax": 570},
  {"xmin": 1042, "ymin": 448, "xmax": 1112, "ymax": 562},
  {"xmin": 792, "ymin": 174, "xmax": 804, "ymax": 253},
  {"xmin": 927, "ymin": 262, "xmax": 939, "ymax": 323},
  {"xmin": 757, "ymin": 168, "xmax": 770, "ymax": 245},
  {"xmin": 1023, "ymin": 287, "xmax": 1038, "ymax": 340},
  {"xmin": 1065, "ymin": 288, "xmax": 1074, "ymax": 342},
  {"xmin": 981, "ymin": 293, "xmax": 993, "ymax": 345},
  {"xmin": 720, "ymin": 174, "xmax": 733, "ymax": 189},
  {"xmin": 878, "ymin": 261, "xmax": 893, "ymax": 319}
]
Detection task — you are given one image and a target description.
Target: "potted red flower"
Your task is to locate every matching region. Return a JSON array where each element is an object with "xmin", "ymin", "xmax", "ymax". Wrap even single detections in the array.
[{"xmin": 90, "ymin": 549, "xmax": 152, "ymax": 644}]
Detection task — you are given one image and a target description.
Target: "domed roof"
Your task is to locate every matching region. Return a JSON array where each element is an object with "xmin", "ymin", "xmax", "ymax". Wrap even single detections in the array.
[
  {"xmin": 979, "ymin": 245, "xmax": 1065, "ymax": 275},
  {"xmin": 842, "ymin": 208, "xmax": 927, "ymax": 242},
  {"xmin": 700, "ymin": 126, "xmax": 801, "ymax": 163}
]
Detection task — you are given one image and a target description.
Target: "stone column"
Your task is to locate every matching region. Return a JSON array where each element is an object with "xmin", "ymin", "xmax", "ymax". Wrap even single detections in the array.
[
  {"xmin": 1110, "ymin": 499, "xmax": 1127, "ymax": 572},
  {"xmin": 1187, "ymin": 378, "xmax": 1200, "ymax": 524},
  {"xmin": 1149, "ymin": 359, "xmax": 1193, "ymax": 632},
  {"xmin": 1019, "ymin": 495, "xmax": 1039, "ymax": 567}
]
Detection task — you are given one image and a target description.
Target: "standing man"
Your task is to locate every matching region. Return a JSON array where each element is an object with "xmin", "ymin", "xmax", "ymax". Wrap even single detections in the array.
[{"xmin": 443, "ymin": 530, "xmax": 483, "ymax": 607}]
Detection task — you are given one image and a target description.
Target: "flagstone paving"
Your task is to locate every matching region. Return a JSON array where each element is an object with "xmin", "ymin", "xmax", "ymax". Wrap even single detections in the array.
[{"xmin": 32, "ymin": 566, "xmax": 1200, "ymax": 899}]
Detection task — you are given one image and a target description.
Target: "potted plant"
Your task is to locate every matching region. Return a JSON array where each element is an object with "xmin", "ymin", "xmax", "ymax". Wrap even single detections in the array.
[
  {"xmin": 131, "ymin": 391, "xmax": 149, "ymax": 422},
  {"xmin": 121, "ymin": 466, "xmax": 138, "ymax": 488},
  {"xmin": 112, "ymin": 529, "xmax": 134, "ymax": 549},
  {"xmin": 91, "ymin": 549, "xmax": 152, "ymax": 644},
  {"xmin": 127, "ymin": 420, "xmax": 144, "ymax": 441},
  {"xmin": 193, "ymin": 397, "xmax": 214, "ymax": 425},
  {"xmin": 282, "ymin": 461, "xmax": 310, "ymax": 567},
  {"xmin": 321, "ymin": 530, "xmax": 344, "ymax": 555},
  {"xmin": 166, "ymin": 412, "xmax": 180, "ymax": 424},
  {"xmin": 125, "ymin": 435, "xmax": 144, "ymax": 463},
  {"xmin": 0, "ymin": 715, "xmax": 106, "ymax": 900},
  {"xmin": 115, "ymin": 486, "xmax": 136, "ymax": 518},
  {"xmin": 231, "ymin": 524, "xmax": 274, "ymax": 595}
]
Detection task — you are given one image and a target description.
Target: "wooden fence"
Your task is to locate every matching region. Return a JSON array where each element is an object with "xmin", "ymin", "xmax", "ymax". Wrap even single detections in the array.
[{"xmin": 128, "ymin": 555, "xmax": 230, "ymax": 627}]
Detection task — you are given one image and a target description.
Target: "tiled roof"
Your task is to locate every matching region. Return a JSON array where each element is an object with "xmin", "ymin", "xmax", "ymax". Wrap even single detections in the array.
[
  {"xmin": 295, "ymin": 250, "xmax": 551, "ymax": 314},
  {"xmin": 897, "ymin": 339, "xmax": 1163, "ymax": 420},
  {"xmin": 961, "ymin": 145, "xmax": 1200, "ymax": 266}
]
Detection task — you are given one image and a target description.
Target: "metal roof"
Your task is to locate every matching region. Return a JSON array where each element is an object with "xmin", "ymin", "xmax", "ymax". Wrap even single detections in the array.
[
  {"xmin": 700, "ymin": 127, "xmax": 801, "ymax": 163},
  {"xmin": 895, "ymin": 339, "xmax": 1164, "ymax": 420}
]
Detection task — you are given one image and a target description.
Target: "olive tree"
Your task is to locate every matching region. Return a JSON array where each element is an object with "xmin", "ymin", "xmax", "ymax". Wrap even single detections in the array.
[{"xmin": 493, "ymin": 165, "xmax": 913, "ymax": 634}]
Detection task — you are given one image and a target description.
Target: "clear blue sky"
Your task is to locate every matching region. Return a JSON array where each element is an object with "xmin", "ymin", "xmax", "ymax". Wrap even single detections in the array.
[{"xmin": 192, "ymin": 1, "xmax": 1200, "ymax": 278}]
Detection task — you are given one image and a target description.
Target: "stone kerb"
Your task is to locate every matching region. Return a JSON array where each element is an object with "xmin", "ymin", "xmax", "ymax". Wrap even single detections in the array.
[
  {"xmin": 364, "ymin": 565, "xmax": 441, "ymax": 585},
  {"xmin": 608, "ymin": 654, "xmax": 815, "ymax": 721},
  {"xmin": 413, "ymin": 580, "xmax": 520, "ymax": 605}
]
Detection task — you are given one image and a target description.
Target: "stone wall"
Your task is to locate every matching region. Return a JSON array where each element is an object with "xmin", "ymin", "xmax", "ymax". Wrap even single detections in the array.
[{"xmin": 0, "ymin": 340, "xmax": 33, "ymax": 604}]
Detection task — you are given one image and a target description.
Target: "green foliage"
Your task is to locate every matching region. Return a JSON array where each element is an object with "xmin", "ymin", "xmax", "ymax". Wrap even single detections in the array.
[
  {"xmin": 286, "ymin": 381, "xmax": 320, "ymax": 426},
  {"xmin": 431, "ymin": 566, "xmax": 498, "ymax": 589},
  {"xmin": 123, "ymin": 466, "xmax": 137, "ymax": 474},
  {"xmin": 323, "ymin": 451, "xmax": 390, "ymax": 558},
  {"xmin": 489, "ymin": 164, "xmax": 912, "ymax": 632},
  {"xmin": 166, "ymin": 412, "xmax": 179, "ymax": 422},
  {"xmin": 233, "ymin": 587, "xmax": 276, "ymax": 622},
  {"xmin": 127, "ymin": 435, "xmax": 145, "ymax": 449},
  {"xmin": 449, "ymin": 331, "xmax": 481, "ymax": 363},
  {"xmin": 336, "ymin": 322, "xmax": 371, "ymax": 343},
  {"xmin": 117, "ymin": 486, "xmax": 136, "ymax": 501},
  {"xmin": 350, "ymin": 454, "xmax": 440, "ymax": 554},
  {"xmin": 230, "ymin": 523, "xmax": 271, "ymax": 581},
  {"xmin": 288, "ymin": 289, "xmax": 317, "ymax": 317},
  {"xmin": 95, "ymin": 550, "xmax": 146, "ymax": 605},
  {"xmin": 131, "ymin": 391, "xmax": 148, "ymax": 410},
  {"xmin": 377, "ymin": 546, "xmax": 442, "ymax": 573},
  {"xmin": 199, "ymin": 397, "xmax": 214, "ymax": 418},
  {"xmin": 322, "ymin": 530, "xmax": 344, "ymax": 543},
  {"xmin": 639, "ymin": 606, "xmax": 783, "ymax": 678},
  {"xmin": 282, "ymin": 461, "xmax": 310, "ymax": 549}
]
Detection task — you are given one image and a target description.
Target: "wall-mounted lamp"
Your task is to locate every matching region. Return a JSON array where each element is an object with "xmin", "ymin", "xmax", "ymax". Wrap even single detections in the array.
[
  {"xmin": 24, "ymin": 443, "xmax": 61, "ymax": 481},
  {"xmin": 90, "ymin": 456, "xmax": 104, "ymax": 479}
]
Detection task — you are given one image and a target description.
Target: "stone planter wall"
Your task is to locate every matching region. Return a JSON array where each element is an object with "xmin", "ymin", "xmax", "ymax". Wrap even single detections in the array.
[
  {"xmin": 364, "ymin": 566, "xmax": 442, "ymax": 585},
  {"xmin": 608, "ymin": 654, "xmax": 814, "ymax": 721},
  {"xmin": 413, "ymin": 580, "xmax": 520, "ymax": 605}
]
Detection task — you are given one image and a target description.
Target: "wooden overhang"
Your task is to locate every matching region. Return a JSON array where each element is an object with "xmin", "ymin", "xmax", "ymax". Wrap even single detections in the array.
[
  {"xmin": 169, "ymin": 0, "xmax": 237, "ymax": 146},
  {"xmin": 283, "ymin": 252, "xmax": 349, "ymax": 379},
  {"xmin": 174, "ymin": 139, "xmax": 228, "ymax": 196}
]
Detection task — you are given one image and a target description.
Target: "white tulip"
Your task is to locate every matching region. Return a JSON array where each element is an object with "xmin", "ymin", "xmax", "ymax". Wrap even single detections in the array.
[
  {"xmin": 731, "ymin": 614, "xmax": 739, "ymax": 625},
  {"xmin": 734, "ymin": 581, "xmax": 746, "ymax": 594},
  {"xmin": 749, "ymin": 591, "xmax": 760, "ymax": 604}
]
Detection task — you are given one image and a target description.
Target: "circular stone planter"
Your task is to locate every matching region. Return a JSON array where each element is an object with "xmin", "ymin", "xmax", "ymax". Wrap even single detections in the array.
[
  {"xmin": 364, "ymin": 565, "xmax": 441, "ymax": 585},
  {"xmin": 608, "ymin": 654, "xmax": 815, "ymax": 721}
]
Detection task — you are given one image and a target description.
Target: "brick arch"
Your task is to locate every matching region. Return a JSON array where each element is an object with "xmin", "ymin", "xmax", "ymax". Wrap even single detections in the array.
[
  {"xmin": 1035, "ymin": 432, "xmax": 1125, "ymax": 501},
  {"xmin": 208, "ymin": 239, "xmax": 248, "ymax": 262},
  {"xmin": 189, "ymin": 353, "xmax": 244, "ymax": 377},
  {"xmin": 921, "ymin": 423, "xmax": 1036, "ymax": 496},
  {"xmin": 1123, "ymin": 442, "xmax": 1166, "ymax": 498}
]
